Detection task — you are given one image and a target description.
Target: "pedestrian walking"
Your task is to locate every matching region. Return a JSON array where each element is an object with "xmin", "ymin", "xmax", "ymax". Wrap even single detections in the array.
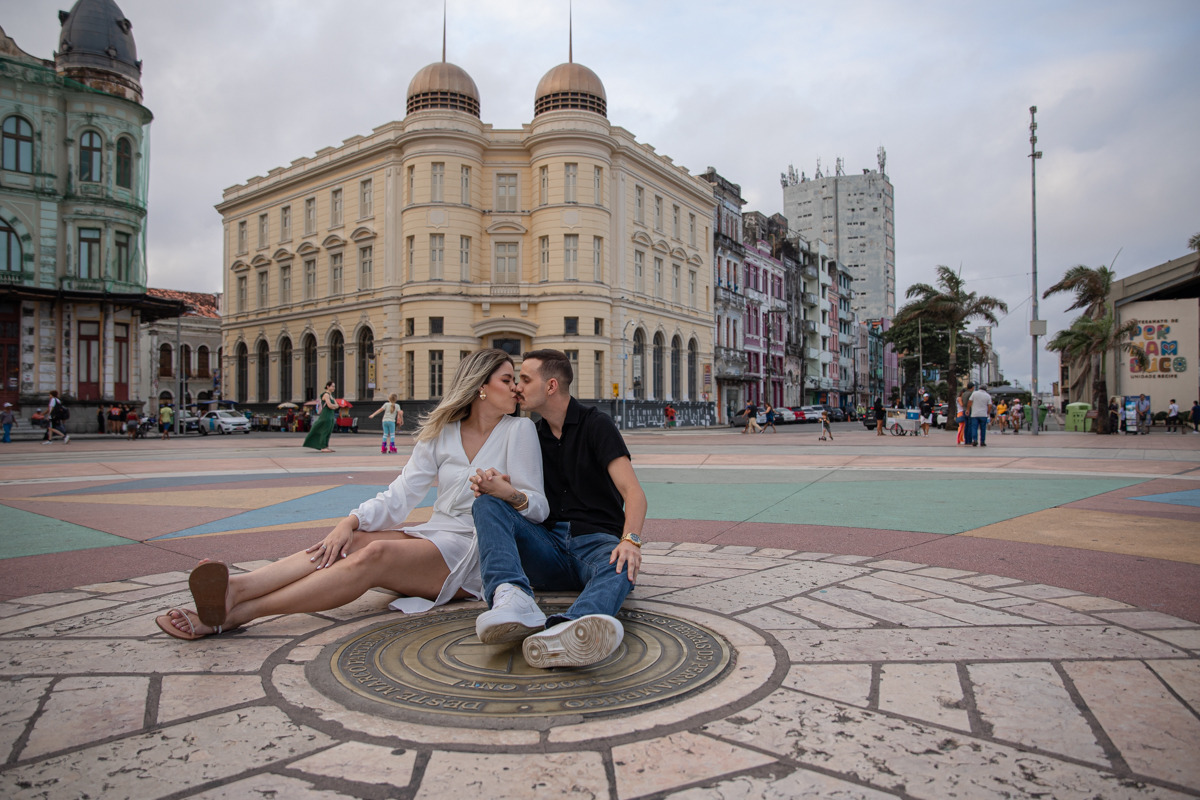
[
  {"xmin": 1136, "ymin": 394, "xmax": 1151, "ymax": 434},
  {"xmin": 1108, "ymin": 398, "xmax": 1119, "ymax": 434},
  {"xmin": 96, "ymin": 405, "xmax": 105, "ymax": 434},
  {"xmin": 742, "ymin": 402, "xmax": 761, "ymax": 434},
  {"xmin": 967, "ymin": 383, "xmax": 992, "ymax": 447},
  {"xmin": 663, "ymin": 403, "xmax": 676, "ymax": 429},
  {"xmin": 919, "ymin": 394, "xmax": 932, "ymax": 437},
  {"xmin": 368, "ymin": 393, "xmax": 402, "ymax": 454},
  {"xmin": 874, "ymin": 396, "xmax": 886, "ymax": 436},
  {"xmin": 1192, "ymin": 399, "xmax": 1200, "ymax": 433},
  {"xmin": 125, "ymin": 405, "xmax": 139, "ymax": 440},
  {"xmin": 303, "ymin": 381, "xmax": 339, "ymax": 452},
  {"xmin": 1166, "ymin": 399, "xmax": 1179, "ymax": 433},
  {"xmin": 955, "ymin": 396, "xmax": 966, "ymax": 445},
  {"xmin": 1, "ymin": 403, "xmax": 14, "ymax": 443},
  {"xmin": 44, "ymin": 390, "xmax": 69, "ymax": 444},
  {"xmin": 159, "ymin": 403, "xmax": 174, "ymax": 440},
  {"xmin": 761, "ymin": 403, "xmax": 777, "ymax": 433}
]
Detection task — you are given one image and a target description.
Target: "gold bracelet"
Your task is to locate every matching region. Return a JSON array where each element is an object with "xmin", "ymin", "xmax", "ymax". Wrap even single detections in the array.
[{"xmin": 509, "ymin": 491, "xmax": 529, "ymax": 512}]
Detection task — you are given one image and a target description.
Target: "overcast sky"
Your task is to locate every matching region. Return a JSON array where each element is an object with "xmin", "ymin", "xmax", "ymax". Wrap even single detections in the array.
[{"xmin": 6, "ymin": 0, "xmax": 1199, "ymax": 390}]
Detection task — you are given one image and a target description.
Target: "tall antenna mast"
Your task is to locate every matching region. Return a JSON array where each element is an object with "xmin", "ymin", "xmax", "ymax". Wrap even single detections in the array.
[
  {"xmin": 442, "ymin": 0, "xmax": 447, "ymax": 61},
  {"xmin": 569, "ymin": 0, "xmax": 573, "ymax": 62}
]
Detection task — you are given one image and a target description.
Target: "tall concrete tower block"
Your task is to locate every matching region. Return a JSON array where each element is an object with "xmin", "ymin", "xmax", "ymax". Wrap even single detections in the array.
[{"xmin": 782, "ymin": 154, "xmax": 894, "ymax": 320}]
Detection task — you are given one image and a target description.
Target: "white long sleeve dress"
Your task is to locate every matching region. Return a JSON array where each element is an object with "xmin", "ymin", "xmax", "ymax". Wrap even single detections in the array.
[{"xmin": 349, "ymin": 414, "xmax": 547, "ymax": 613}]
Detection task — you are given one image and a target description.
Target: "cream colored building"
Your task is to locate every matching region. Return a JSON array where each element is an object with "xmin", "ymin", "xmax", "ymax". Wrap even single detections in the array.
[{"xmin": 216, "ymin": 58, "xmax": 716, "ymax": 425}]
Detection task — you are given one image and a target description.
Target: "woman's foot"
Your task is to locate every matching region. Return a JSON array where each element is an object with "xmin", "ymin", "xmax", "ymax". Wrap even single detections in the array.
[
  {"xmin": 156, "ymin": 608, "xmax": 223, "ymax": 640},
  {"xmin": 189, "ymin": 560, "xmax": 230, "ymax": 626},
  {"xmin": 320, "ymin": 448, "xmax": 334, "ymax": 453}
]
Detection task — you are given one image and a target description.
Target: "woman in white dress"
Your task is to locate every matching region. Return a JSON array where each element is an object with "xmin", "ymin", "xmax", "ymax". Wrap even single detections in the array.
[{"xmin": 156, "ymin": 349, "xmax": 547, "ymax": 639}]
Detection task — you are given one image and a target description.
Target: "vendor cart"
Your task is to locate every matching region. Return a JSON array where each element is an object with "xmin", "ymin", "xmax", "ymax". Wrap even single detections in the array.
[{"xmin": 887, "ymin": 408, "xmax": 921, "ymax": 436}]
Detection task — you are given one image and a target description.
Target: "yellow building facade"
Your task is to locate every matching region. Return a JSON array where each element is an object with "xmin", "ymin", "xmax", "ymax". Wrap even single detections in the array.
[{"xmin": 216, "ymin": 59, "xmax": 716, "ymax": 423}]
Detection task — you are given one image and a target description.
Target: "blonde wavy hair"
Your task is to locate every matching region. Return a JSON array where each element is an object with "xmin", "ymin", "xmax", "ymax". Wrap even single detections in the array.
[{"xmin": 414, "ymin": 349, "xmax": 513, "ymax": 442}]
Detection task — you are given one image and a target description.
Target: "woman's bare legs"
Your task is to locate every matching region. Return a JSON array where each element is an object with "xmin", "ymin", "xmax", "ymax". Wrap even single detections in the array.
[{"xmin": 168, "ymin": 533, "xmax": 459, "ymax": 636}]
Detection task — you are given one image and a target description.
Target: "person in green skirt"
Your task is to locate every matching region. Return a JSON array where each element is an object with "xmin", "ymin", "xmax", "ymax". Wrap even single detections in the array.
[{"xmin": 303, "ymin": 381, "xmax": 339, "ymax": 452}]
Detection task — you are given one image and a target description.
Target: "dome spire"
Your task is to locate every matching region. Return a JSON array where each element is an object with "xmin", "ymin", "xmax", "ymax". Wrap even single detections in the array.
[
  {"xmin": 569, "ymin": 0, "xmax": 573, "ymax": 63},
  {"xmin": 442, "ymin": 0, "xmax": 447, "ymax": 62}
]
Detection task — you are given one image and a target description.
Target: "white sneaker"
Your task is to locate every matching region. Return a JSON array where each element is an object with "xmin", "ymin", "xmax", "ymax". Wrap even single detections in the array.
[
  {"xmin": 475, "ymin": 583, "xmax": 547, "ymax": 644},
  {"xmin": 522, "ymin": 614, "xmax": 624, "ymax": 669}
]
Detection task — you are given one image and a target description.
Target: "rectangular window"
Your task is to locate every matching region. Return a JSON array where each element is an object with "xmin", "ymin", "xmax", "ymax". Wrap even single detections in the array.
[
  {"xmin": 563, "ymin": 234, "xmax": 578, "ymax": 280},
  {"xmin": 672, "ymin": 263, "xmax": 681, "ymax": 303},
  {"xmin": 359, "ymin": 246, "xmax": 372, "ymax": 289},
  {"xmin": 672, "ymin": 204, "xmax": 680, "ymax": 239},
  {"xmin": 594, "ymin": 166, "xmax": 603, "ymax": 205},
  {"xmin": 406, "ymin": 236, "xmax": 414, "ymax": 281},
  {"xmin": 407, "ymin": 165, "xmax": 414, "ymax": 202},
  {"xmin": 539, "ymin": 236, "xmax": 549, "ymax": 282},
  {"xmin": 429, "ymin": 234, "xmax": 444, "ymax": 280},
  {"xmin": 654, "ymin": 196, "xmax": 663, "ymax": 231},
  {"xmin": 564, "ymin": 316, "xmax": 578, "ymax": 336},
  {"xmin": 594, "ymin": 351, "xmax": 603, "ymax": 399},
  {"xmin": 429, "ymin": 350, "xmax": 444, "ymax": 398},
  {"xmin": 461, "ymin": 166, "xmax": 471, "ymax": 204},
  {"xmin": 79, "ymin": 321, "xmax": 100, "ymax": 389},
  {"xmin": 635, "ymin": 185, "xmax": 644, "ymax": 224},
  {"xmin": 430, "ymin": 317, "xmax": 444, "ymax": 335},
  {"xmin": 689, "ymin": 269, "xmax": 697, "ymax": 307},
  {"xmin": 236, "ymin": 275, "xmax": 247, "ymax": 312},
  {"xmin": 114, "ymin": 232, "xmax": 131, "ymax": 282},
  {"xmin": 304, "ymin": 258, "xmax": 316, "ymax": 300},
  {"xmin": 258, "ymin": 214, "xmax": 268, "ymax": 248},
  {"xmin": 330, "ymin": 252, "xmax": 343, "ymax": 295},
  {"xmin": 114, "ymin": 323, "xmax": 129, "ymax": 389},
  {"xmin": 304, "ymin": 197, "xmax": 316, "ymax": 235},
  {"xmin": 539, "ymin": 166, "xmax": 548, "ymax": 206},
  {"xmin": 360, "ymin": 178, "xmax": 373, "ymax": 217},
  {"xmin": 256, "ymin": 271, "xmax": 267, "ymax": 307},
  {"xmin": 592, "ymin": 236, "xmax": 603, "ymax": 282},
  {"xmin": 494, "ymin": 242, "xmax": 519, "ymax": 283},
  {"xmin": 496, "ymin": 173, "xmax": 518, "ymax": 212},
  {"xmin": 594, "ymin": 318, "xmax": 604, "ymax": 336},
  {"xmin": 237, "ymin": 221, "xmax": 247, "ymax": 254},
  {"xmin": 689, "ymin": 213, "xmax": 696, "ymax": 247},
  {"xmin": 431, "ymin": 163, "xmax": 444, "ymax": 202},
  {"xmin": 634, "ymin": 250, "xmax": 645, "ymax": 294},
  {"xmin": 406, "ymin": 318, "xmax": 415, "ymax": 336},
  {"xmin": 406, "ymin": 351, "xmax": 415, "ymax": 399},
  {"xmin": 280, "ymin": 206, "xmax": 291, "ymax": 241},
  {"xmin": 565, "ymin": 350, "xmax": 579, "ymax": 398},
  {"xmin": 654, "ymin": 257, "xmax": 663, "ymax": 297},
  {"xmin": 564, "ymin": 163, "xmax": 577, "ymax": 203},
  {"xmin": 280, "ymin": 264, "xmax": 291, "ymax": 304},
  {"xmin": 78, "ymin": 228, "xmax": 101, "ymax": 279},
  {"xmin": 330, "ymin": 188, "xmax": 343, "ymax": 227},
  {"xmin": 459, "ymin": 236, "xmax": 471, "ymax": 281}
]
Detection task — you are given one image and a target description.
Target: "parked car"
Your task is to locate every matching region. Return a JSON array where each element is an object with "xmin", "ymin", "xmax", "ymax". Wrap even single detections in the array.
[
  {"xmin": 787, "ymin": 407, "xmax": 808, "ymax": 423},
  {"xmin": 773, "ymin": 406, "xmax": 798, "ymax": 424},
  {"xmin": 799, "ymin": 405, "xmax": 824, "ymax": 423},
  {"xmin": 730, "ymin": 409, "xmax": 766, "ymax": 428},
  {"xmin": 178, "ymin": 412, "xmax": 202, "ymax": 433},
  {"xmin": 821, "ymin": 405, "xmax": 846, "ymax": 423},
  {"xmin": 198, "ymin": 409, "xmax": 252, "ymax": 434}
]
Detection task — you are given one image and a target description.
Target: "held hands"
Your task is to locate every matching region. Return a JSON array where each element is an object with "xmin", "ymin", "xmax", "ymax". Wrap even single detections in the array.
[
  {"xmin": 610, "ymin": 540, "xmax": 641, "ymax": 583},
  {"xmin": 470, "ymin": 467, "xmax": 513, "ymax": 499},
  {"xmin": 306, "ymin": 515, "xmax": 357, "ymax": 569}
]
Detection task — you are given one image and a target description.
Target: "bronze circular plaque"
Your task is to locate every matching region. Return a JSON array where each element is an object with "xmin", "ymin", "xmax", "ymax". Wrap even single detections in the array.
[{"xmin": 327, "ymin": 606, "xmax": 732, "ymax": 720}]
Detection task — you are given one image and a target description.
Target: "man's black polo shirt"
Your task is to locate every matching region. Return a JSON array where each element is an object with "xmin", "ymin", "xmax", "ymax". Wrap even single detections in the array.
[{"xmin": 537, "ymin": 397, "xmax": 631, "ymax": 537}]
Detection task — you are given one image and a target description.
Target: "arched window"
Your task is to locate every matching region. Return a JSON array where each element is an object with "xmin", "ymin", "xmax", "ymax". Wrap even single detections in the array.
[
  {"xmin": 357, "ymin": 328, "xmax": 374, "ymax": 401},
  {"xmin": 79, "ymin": 131, "xmax": 102, "ymax": 183},
  {"xmin": 256, "ymin": 341, "xmax": 270, "ymax": 403},
  {"xmin": 652, "ymin": 333, "xmax": 665, "ymax": 400},
  {"xmin": 632, "ymin": 330, "xmax": 645, "ymax": 400},
  {"xmin": 279, "ymin": 338, "xmax": 293, "ymax": 402},
  {"xmin": 670, "ymin": 335, "xmax": 682, "ymax": 400},
  {"xmin": 2, "ymin": 116, "xmax": 33, "ymax": 173},
  {"xmin": 302, "ymin": 334, "xmax": 317, "ymax": 400},
  {"xmin": 235, "ymin": 342, "xmax": 248, "ymax": 404},
  {"xmin": 116, "ymin": 137, "xmax": 133, "ymax": 188},
  {"xmin": 158, "ymin": 343, "xmax": 173, "ymax": 377},
  {"xmin": 197, "ymin": 345, "xmax": 210, "ymax": 377},
  {"xmin": 1, "ymin": 218, "xmax": 21, "ymax": 273},
  {"xmin": 180, "ymin": 344, "xmax": 191, "ymax": 379},
  {"xmin": 687, "ymin": 338, "xmax": 698, "ymax": 400},
  {"xmin": 329, "ymin": 331, "xmax": 345, "ymax": 392}
]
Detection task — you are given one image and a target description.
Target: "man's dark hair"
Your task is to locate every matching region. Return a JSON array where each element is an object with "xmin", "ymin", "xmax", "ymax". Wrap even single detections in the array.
[{"xmin": 523, "ymin": 349, "xmax": 573, "ymax": 388}]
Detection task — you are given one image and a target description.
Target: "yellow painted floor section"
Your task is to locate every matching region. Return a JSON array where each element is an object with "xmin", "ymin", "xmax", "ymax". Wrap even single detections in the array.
[
  {"xmin": 26, "ymin": 485, "xmax": 340, "ymax": 510},
  {"xmin": 963, "ymin": 508, "xmax": 1200, "ymax": 565}
]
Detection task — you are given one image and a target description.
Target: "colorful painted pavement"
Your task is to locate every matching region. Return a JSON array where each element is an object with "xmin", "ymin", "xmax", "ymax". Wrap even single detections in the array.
[{"xmin": 0, "ymin": 427, "xmax": 1198, "ymax": 798}]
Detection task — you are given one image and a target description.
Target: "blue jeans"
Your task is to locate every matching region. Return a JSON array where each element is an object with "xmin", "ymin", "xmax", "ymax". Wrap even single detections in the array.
[
  {"xmin": 2, "ymin": 422, "xmax": 10, "ymax": 443},
  {"xmin": 969, "ymin": 416, "xmax": 988, "ymax": 445},
  {"xmin": 472, "ymin": 494, "xmax": 633, "ymax": 625},
  {"xmin": 381, "ymin": 419, "xmax": 395, "ymax": 441}
]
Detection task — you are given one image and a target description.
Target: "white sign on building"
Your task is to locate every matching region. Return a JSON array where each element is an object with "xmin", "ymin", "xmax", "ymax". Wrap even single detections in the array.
[{"xmin": 1119, "ymin": 298, "xmax": 1199, "ymax": 413}]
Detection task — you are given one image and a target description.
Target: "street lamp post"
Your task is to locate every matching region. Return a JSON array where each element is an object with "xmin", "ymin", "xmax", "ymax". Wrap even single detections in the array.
[
  {"xmin": 1029, "ymin": 106, "xmax": 1045, "ymax": 434},
  {"xmin": 621, "ymin": 319, "xmax": 635, "ymax": 430}
]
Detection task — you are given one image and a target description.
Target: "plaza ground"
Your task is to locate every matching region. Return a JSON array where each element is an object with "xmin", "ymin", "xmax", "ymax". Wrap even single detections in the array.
[{"xmin": 0, "ymin": 423, "xmax": 1197, "ymax": 798}]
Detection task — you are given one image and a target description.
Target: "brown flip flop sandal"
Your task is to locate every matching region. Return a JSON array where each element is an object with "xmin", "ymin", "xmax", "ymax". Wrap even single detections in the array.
[
  {"xmin": 155, "ymin": 608, "xmax": 221, "ymax": 640},
  {"xmin": 189, "ymin": 561, "xmax": 229, "ymax": 627}
]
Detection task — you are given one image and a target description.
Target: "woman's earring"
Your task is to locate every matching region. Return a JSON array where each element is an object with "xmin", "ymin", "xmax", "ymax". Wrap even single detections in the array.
[{"xmin": 479, "ymin": 391, "xmax": 487, "ymax": 400}]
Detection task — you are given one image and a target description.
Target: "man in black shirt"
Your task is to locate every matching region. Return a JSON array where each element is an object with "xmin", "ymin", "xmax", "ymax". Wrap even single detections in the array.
[
  {"xmin": 471, "ymin": 349, "xmax": 646, "ymax": 669},
  {"xmin": 919, "ymin": 393, "xmax": 933, "ymax": 437}
]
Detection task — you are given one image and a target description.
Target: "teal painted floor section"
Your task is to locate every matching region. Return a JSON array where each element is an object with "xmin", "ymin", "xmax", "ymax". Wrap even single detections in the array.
[
  {"xmin": 0, "ymin": 505, "xmax": 138, "ymax": 559},
  {"xmin": 641, "ymin": 476, "xmax": 1147, "ymax": 534}
]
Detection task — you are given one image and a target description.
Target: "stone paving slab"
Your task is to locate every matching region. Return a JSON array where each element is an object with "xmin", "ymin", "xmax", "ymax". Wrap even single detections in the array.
[{"xmin": 0, "ymin": 545, "xmax": 1197, "ymax": 798}]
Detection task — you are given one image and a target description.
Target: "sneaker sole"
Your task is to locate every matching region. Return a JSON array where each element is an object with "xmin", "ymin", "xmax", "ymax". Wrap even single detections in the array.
[
  {"xmin": 476, "ymin": 619, "xmax": 542, "ymax": 645},
  {"xmin": 523, "ymin": 615, "xmax": 623, "ymax": 669}
]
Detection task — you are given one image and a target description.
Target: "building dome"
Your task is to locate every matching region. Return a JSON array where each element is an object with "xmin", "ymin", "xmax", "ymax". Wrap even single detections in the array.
[
  {"xmin": 534, "ymin": 62, "xmax": 607, "ymax": 117},
  {"xmin": 55, "ymin": 0, "xmax": 141, "ymax": 88},
  {"xmin": 406, "ymin": 61, "xmax": 480, "ymax": 118}
]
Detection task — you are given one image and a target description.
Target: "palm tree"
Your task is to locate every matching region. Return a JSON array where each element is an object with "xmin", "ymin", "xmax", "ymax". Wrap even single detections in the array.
[
  {"xmin": 1046, "ymin": 312, "xmax": 1145, "ymax": 433},
  {"xmin": 1042, "ymin": 263, "xmax": 1120, "ymax": 429},
  {"xmin": 1189, "ymin": 232, "xmax": 1200, "ymax": 252},
  {"xmin": 1042, "ymin": 263, "xmax": 1116, "ymax": 321},
  {"xmin": 893, "ymin": 266, "xmax": 1008, "ymax": 400}
]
